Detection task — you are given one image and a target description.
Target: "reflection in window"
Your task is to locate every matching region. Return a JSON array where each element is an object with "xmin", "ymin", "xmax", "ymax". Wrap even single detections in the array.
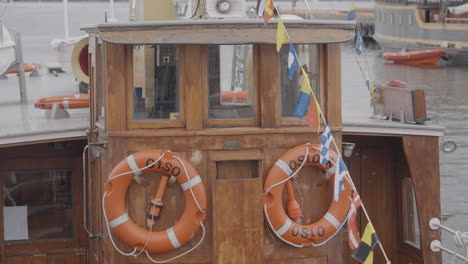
[
  {"xmin": 1, "ymin": 169, "xmax": 73, "ymax": 241},
  {"xmin": 280, "ymin": 44, "xmax": 320, "ymax": 118},
  {"xmin": 402, "ymin": 177, "xmax": 421, "ymax": 248},
  {"xmin": 133, "ymin": 45, "xmax": 180, "ymax": 120},
  {"xmin": 207, "ymin": 45, "xmax": 254, "ymax": 119}
]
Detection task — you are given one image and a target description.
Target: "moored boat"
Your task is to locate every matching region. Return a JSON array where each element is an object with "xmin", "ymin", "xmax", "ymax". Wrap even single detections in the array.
[
  {"xmin": 0, "ymin": 25, "xmax": 16, "ymax": 76},
  {"xmin": 384, "ymin": 49, "xmax": 446, "ymax": 65}
]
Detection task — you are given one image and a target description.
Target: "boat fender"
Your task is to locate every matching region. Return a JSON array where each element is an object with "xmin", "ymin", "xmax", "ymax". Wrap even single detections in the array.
[
  {"xmin": 263, "ymin": 144, "xmax": 352, "ymax": 247},
  {"xmin": 103, "ymin": 150, "xmax": 207, "ymax": 254}
]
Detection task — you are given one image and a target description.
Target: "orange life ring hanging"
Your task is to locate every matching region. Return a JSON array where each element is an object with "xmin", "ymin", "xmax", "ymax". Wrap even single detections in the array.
[
  {"xmin": 34, "ymin": 94, "xmax": 90, "ymax": 110},
  {"xmin": 263, "ymin": 144, "xmax": 352, "ymax": 247},
  {"xmin": 103, "ymin": 150, "xmax": 207, "ymax": 254}
]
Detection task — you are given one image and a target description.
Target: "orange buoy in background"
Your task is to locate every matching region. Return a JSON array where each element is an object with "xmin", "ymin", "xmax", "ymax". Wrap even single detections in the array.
[
  {"xmin": 34, "ymin": 94, "xmax": 90, "ymax": 110},
  {"xmin": 221, "ymin": 91, "xmax": 247, "ymax": 103},
  {"xmin": 6, "ymin": 63, "xmax": 42, "ymax": 75},
  {"xmin": 383, "ymin": 49, "xmax": 446, "ymax": 65}
]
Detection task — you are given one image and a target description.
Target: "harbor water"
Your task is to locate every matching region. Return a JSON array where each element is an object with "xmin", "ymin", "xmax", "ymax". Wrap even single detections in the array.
[{"xmin": 1, "ymin": 2, "xmax": 467, "ymax": 263}]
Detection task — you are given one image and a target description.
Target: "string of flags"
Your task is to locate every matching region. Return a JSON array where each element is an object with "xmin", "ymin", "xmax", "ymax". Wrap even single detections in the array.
[{"xmin": 261, "ymin": 1, "xmax": 390, "ymax": 263}]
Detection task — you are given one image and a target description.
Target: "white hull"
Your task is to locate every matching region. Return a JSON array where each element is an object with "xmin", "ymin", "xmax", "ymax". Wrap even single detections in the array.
[
  {"xmin": 51, "ymin": 36, "xmax": 85, "ymax": 73},
  {"xmin": 0, "ymin": 26, "xmax": 16, "ymax": 75}
]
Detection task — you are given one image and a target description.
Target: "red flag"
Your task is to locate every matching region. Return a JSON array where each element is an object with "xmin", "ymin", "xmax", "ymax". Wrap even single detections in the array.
[
  {"xmin": 264, "ymin": 0, "xmax": 275, "ymax": 25},
  {"xmin": 304, "ymin": 94, "xmax": 321, "ymax": 132},
  {"xmin": 348, "ymin": 191, "xmax": 362, "ymax": 250}
]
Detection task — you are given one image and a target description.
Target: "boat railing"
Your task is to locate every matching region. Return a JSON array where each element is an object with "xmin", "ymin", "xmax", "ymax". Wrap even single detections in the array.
[{"xmin": 445, "ymin": 17, "xmax": 468, "ymax": 24}]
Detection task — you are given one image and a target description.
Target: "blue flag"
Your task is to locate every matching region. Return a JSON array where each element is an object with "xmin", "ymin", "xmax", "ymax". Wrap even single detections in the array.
[
  {"xmin": 347, "ymin": 3, "xmax": 356, "ymax": 20},
  {"xmin": 355, "ymin": 31, "xmax": 363, "ymax": 55},
  {"xmin": 334, "ymin": 157, "xmax": 348, "ymax": 201},
  {"xmin": 288, "ymin": 43, "xmax": 298, "ymax": 80},
  {"xmin": 293, "ymin": 68, "xmax": 311, "ymax": 118},
  {"xmin": 320, "ymin": 123, "xmax": 333, "ymax": 166}
]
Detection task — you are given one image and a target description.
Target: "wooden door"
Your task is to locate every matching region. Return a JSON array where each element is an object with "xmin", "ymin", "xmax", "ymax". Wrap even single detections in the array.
[{"xmin": 343, "ymin": 136, "xmax": 399, "ymax": 264}]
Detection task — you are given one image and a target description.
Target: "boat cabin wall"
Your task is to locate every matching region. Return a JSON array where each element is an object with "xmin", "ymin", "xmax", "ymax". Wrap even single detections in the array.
[{"xmin": 86, "ymin": 38, "xmax": 344, "ymax": 264}]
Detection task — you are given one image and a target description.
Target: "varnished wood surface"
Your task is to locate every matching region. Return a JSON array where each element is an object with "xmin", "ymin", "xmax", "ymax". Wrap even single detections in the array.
[
  {"xmin": 402, "ymin": 136, "xmax": 441, "ymax": 264},
  {"xmin": 213, "ymin": 178, "xmax": 263, "ymax": 263},
  {"xmin": 82, "ymin": 20, "xmax": 355, "ymax": 45},
  {"xmin": 105, "ymin": 43, "xmax": 127, "ymax": 131},
  {"xmin": 324, "ymin": 44, "xmax": 341, "ymax": 127},
  {"xmin": 258, "ymin": 44, "xmax": 280, "ymax": 128},
  {"xmin": 184, "ymin": 45, "xmax": 205, "ymax": 130},
  {"xmin": 0, "ymin": 140, "xmax": 87, "ymax": 264}
]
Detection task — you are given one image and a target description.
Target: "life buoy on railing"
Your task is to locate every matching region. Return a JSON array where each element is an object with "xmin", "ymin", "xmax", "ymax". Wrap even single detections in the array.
[
  {"xmin": 103, "ymin": 150, "xmax": 207, "ymax": 255},
  {"xmin": 263, "ymin": 144, "xmax": 352, "ymax": 247},
  {"xmin": 34, "ymin": 94, "xmax": 90, "ymax": 110}
]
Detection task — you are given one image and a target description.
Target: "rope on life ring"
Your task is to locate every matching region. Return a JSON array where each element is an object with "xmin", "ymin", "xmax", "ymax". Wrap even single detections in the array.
[
  {"xmin": 102, "ymin": 150, "xmax": 207, "ymax": 262},
  {"xmin": 263, "ymin": 143, "xmax": 352, "ymax": 247}
]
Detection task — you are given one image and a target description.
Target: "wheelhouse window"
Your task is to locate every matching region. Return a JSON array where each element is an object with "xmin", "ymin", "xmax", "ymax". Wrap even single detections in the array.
[
  {"xmin": 1, "ymin": 169, "xmax": 73, "ymax": 241},
  {"xmin": 133, "ymin": 44, "xmax": 180, "ymax": 121},
  {"xmin": 279, "ymin": 44, "xmax": 320, "ymax": 119},
  {"xmin": 207, "ymin": 44, "xmax": 255, "ymax": 120},
  {"xmin": 401, "ymin": 177, "xmax": 421, "ymax": 249}
]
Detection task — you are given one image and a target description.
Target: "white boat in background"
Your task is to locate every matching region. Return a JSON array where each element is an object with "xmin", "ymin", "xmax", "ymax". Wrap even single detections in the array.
[
  {"xmin": 51, "ymin": 36, "xmax": 85, "ymax": 74},
  {"xmin": 0, "ymin": 25, "xmax": 16, "ymax": 76}
]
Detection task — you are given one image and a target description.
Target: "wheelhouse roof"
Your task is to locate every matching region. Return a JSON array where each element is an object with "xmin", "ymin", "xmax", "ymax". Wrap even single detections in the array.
[{"xmin": 81, "ymin": 19, "xmax": 356, "ymax": 45}]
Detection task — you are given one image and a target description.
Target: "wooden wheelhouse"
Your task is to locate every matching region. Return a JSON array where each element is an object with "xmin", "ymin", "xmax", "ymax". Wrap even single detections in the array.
[{"xmin": 75, "ymin": 19, "xmax": 443, "ymax": 264}]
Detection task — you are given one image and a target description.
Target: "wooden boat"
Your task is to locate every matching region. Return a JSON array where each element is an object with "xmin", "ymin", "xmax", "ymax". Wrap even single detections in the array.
[
  {"xmin": 34, "ymin": 94, "xmax": 90, "ymax": 110},
  {"xmin": 0, "ymin": 1, "xmax": 447, "ymax": 263},
  {"xmin": 0, "ymin": 25, "xmax": 16, "ymax": 76},
  {"xmin": 384, "ymin": 49, "xmax": 447, "ymax": 65}
]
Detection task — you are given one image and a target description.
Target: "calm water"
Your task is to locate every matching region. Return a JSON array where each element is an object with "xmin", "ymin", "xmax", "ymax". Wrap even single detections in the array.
[
  {"xmin": 2, "ymin": 2, "xmax": 468, "ymax": 262},
  {"xmin": 342, "ymin": 41, "xmax": 468, "ymax": 263}
]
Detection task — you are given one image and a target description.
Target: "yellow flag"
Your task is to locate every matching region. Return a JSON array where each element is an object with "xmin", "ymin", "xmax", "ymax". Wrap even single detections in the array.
[
  {"xmin": 276, "ymin": 18, "xmax": 288, "ymax": 52},
  {"xmin": 300, "ymin": 68, "xmax": 311, "ymax": 95}
]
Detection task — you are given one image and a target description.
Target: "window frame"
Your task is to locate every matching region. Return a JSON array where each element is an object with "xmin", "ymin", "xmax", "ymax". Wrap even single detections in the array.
[
  {"xmin": 203, "ymin": 45, "xmax": 260, "ymax": 128},
  {"xmin": 127, "ymin": 44, "xmax": 186, "ymax": 129},
  {"xmin": 279, "ymin": 44, "xmax": 324, "ymax": 127},
  {"xmin": 0, "ymin": 158, "xmax": 84, "ymax": 253}
]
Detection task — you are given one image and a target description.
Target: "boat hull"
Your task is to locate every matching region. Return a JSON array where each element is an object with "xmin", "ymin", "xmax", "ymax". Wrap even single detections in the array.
[
  {"xmin": 384, "ymin": 49, "xmax": 446, "ymax": 65},
  {"xmin": 374, "ymin": 5, "xmax": 468, "ymax": 64},
  {"xmin": 0, "ymin": 26, "xmax": 16, "ymax": 75}
]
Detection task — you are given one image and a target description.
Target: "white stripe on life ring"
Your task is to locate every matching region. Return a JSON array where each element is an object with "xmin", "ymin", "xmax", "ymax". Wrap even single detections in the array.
[
  {"xmin": 275, "ymin": 159, "xmax": 292, "ymax": 176},
  {"xmin": 167, "ymin": 227, "xmax": 181, "ymax": 249},
  {"xmin": 109, "ymin": 213, "xmax": 129, "ymax": 229},
  {"xmin": 63, "ymin": 99, "xmax": 70, "ymax": 109},
  {"xmin": 180, "ymin": 175, "xmax": 202, "ymax": 191},
  {"xmin": 324, "ymin": 212, "xmax": 340, "ymax": 230},
  {"xmin": 127, "ymin": 155, "xmax": 142, "ymax": 176},
  {"xmin": 74, "ymin": 94, "xmax": 81, "ymax": 99},
  {"xmin": 276, "ymin": 218, "xmax": 292, "ymax": 236}
]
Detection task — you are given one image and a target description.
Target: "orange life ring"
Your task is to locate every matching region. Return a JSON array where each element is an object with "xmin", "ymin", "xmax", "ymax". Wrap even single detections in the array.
[
  {"xmin": 34, "ymin": 94, "xmax": 90, "ymax": 110},
  {"xmin": 263, "ymin": 144, "xmax": 352, "ymax": 247},
  {"xmin": 103, "ymin": 150, "xmax": 207, "ymax": 254},
  {"xmin": 6, "ymin": 63, "xmax": 42, "ymax": 74}
]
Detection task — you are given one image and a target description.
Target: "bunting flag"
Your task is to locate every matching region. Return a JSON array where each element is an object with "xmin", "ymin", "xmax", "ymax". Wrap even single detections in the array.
[
  {"xmin": 319, "ymin": 123, "xmax": 333, "ymax": 166},
  {"xmin": 334, "ymin": 157, "xmax": 348, "ymax": 201},
  {"xmin": 348, "ymin": 191, "xmax": 362, "ymax": 250},
  {"xmin": 288, "ymin": 43, "xmax": 298, "ymax": 80},
  {"xmin": 365, "ymin": 79, "xmax": 370, "ymax": 91},
  {"xmin": 263, "ymin": 0, "xmax": 275, "ymax": 25},
  {"xmin": 355, "ymin": 30, "xmax": 363, "ymax": 55},
  {"xmin": 304, "ymin": 94, "xmax": 321, "ymax": 132},
  {"xmin": 276, "ymin": 18, "xmax": 288, "ymax": 52},
  {"xmin": 352, "ymin": 223, "xmax": 379, "ymax": 264},
  {"xmin": 347, "ymin": 2, "xmax": 356, "ymax": 20},
  {"xmin": 293, "ymin": 68, "xmax": 311, "ymax": 118}
]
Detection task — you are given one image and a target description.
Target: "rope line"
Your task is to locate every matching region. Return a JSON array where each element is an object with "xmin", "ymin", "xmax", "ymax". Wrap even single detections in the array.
[
  {"xmin": 102, "ymin": 152, "xmax": 206, "ymax": 262},
  {"xmin": 269, "ymin": 6, "xmax": 391, "ymax": 262}
]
